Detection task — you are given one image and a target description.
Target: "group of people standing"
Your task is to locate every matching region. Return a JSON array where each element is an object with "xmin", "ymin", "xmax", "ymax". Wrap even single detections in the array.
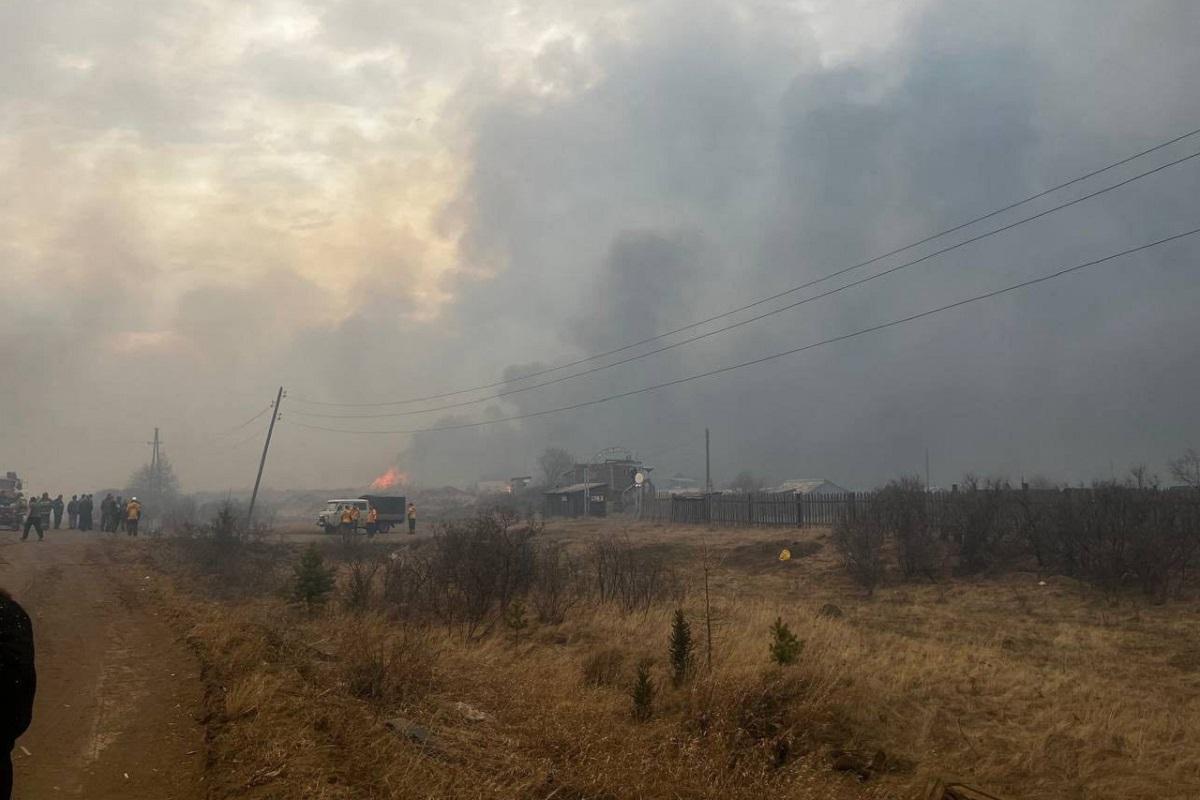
[{"xmin": 19, "ymin": 493, "xmax": 142, "ymax": 540}]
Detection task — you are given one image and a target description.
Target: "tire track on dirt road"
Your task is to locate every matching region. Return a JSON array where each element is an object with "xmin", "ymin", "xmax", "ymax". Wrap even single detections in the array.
[{"xmin": 0, "ymin": 533, "xmax": 204, "ymax": 799}]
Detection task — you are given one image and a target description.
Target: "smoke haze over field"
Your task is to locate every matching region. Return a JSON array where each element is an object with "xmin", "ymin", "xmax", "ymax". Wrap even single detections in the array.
[{"xmin": 2, "ymin": 1, "xmax": 1199, "ymax": 493}]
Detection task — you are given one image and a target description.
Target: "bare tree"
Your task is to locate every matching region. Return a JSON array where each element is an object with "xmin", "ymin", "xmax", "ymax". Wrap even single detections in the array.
[
  {"xmin": 538, "ymin": 447, "xmax": 575, "ymax": 486},
  {"xmin": 1128, "ymin": 464, "xmax": 1158, "ymax": 490},
  {"xmin": 1168, "ymin": 448, "xmax": 1200, "ymax": 489}
]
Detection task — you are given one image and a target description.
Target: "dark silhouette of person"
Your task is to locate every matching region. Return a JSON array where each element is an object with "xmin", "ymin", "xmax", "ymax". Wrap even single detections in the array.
[
  {"xmin": 67, "ymin": 495, "xmax": 78, "ymax": 529},
  {"xmin": 36, "ymin": 495, "xmax": 50, "ymax": 532},
  {"xmin": 20, "ymin": 501, "xmax": 42, "ymax": 542},
  {"xmin": 51, "ymin": 495, "xmax": 64, "ymax": 530},
  {"xmin": 0, "ymin": 587, "xmax": 36, "ymax": 800},
  {"xmin": 79, "ymin": 494, "xmax": 92, "ymax": 531},
  {"xmin": 100, "ymin": 494, "xmax": 114, "ymax": 533}
]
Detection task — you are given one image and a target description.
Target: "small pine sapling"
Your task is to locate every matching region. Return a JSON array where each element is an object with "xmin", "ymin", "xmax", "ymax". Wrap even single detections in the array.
[
  {"xmin": 293, "ymin": 544, "xmax": 335, "ymax": 611},
  {"xmin": 667, "ymin": 608, "xmax": 696, "ymax": 686},
  {"xmin": 630, "ymin": 660, "xmax": 656, "ymax": 722},
  {"xmin": 504, "ymin": 598, "xmax": 529, "ymax": 646},
  {"xmin": 768, "ymin": 617, "xmax": 803, "ymax": 666}
]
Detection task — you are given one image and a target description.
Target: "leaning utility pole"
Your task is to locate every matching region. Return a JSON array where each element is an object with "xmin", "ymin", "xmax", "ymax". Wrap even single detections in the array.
[{"xmin": 247, "ymin": 387, "xmax": 284, "ymax": 525}]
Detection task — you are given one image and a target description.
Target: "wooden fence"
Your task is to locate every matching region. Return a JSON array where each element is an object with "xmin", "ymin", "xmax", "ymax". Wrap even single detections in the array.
[
  {"xmin": 641, "ymin": 491, "xmax": 870, "ymax": 528},
  {"xmin": 640, "ymin": 487, "xmax": 1200, "ymax": 529}
]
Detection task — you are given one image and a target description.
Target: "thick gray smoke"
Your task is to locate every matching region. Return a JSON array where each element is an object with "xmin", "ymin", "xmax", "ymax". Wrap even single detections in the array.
[{"xmin": 3, "ymin": 1, "xmax": 1198, "ymax": 492}]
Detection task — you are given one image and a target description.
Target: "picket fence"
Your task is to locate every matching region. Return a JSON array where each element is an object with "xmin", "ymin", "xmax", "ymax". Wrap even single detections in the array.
[{"xmin": 640, "ymin": 491, "xmax": 870, "ymax": 528}]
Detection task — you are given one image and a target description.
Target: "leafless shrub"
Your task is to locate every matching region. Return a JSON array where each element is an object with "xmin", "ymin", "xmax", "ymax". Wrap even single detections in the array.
[
  {"xmin": 930, "ymin": 480, "xmax": 1200, "ymax": 599},
  {"xmin": 875, "ymin": 476, "xmax": 942, "ymax": 579},
  {"xmin": 588, "ymin": 534, "xmax": 682, "ymax": 613},
  {"xmin": 942, "ymin": 476, "xmax": 1022, "ymax": 574},
  {"xmin": 425, "ymin": 512, "xmax": 538, "ymax": 638},
  {"xmin": 167, "ymin": 501, "xmax": 287, "ymax": 597},
  {"xmin": 337, "ymin": 615, "xmax": 438, "ymax": 707},
  {"xmin": 832, "ymin": 511, "xmax": 886, "ymax": 596},
  {"xmin": 381, "ymin": 547, "xmax": 433, "ymax": 616},
  {"xmin": 343, "ymin": 557, "xmax": 381, "ymax": 612},
  {"xmin": 530, "ymin": 543, "xmax": 582, "ymax": 624}
]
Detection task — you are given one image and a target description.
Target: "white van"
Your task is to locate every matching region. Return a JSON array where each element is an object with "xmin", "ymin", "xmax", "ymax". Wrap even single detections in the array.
[{"xmin": 317, "ymin": 498, "xmax": 370, "ymax": 534}]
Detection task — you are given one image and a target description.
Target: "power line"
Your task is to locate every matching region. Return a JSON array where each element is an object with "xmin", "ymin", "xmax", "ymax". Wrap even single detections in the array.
[
  {"xmin": 215, "ymin": 405, "xmax": 273, "ymax": 436},
  {"xmin": 293, "ymin": 148, "xmax": 1200, "ymax": 421},
  {"xmin": 292, "ymin": 225, "xmax": 1200, "ymax": 436},
  {"xmin": 290, "ymin": 123, "xmax": 1200, "ymax": 409}
]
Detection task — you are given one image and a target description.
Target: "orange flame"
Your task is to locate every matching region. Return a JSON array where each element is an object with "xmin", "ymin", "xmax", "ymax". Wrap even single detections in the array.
[{"xmin": 370, "ymin": 466, "xmax": 408, "ymax": 491}]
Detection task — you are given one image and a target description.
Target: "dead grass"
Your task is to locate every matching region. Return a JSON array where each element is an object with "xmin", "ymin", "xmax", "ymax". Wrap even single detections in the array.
[{"xmin": 131, "ymin": 520, "xmax": 1200, "ymax": 800}]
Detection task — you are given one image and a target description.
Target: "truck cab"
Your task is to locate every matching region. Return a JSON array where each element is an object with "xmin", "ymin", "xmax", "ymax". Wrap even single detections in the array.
[{"xmin": 317, "ymin": 498, "xmax": 370, "ymax": 534}]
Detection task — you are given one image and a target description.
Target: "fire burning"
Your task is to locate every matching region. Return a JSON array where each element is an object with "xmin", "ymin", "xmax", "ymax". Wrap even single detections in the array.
[{"xmin": 370, "ymin": 466, "xmax": 408, "ymax": 491}]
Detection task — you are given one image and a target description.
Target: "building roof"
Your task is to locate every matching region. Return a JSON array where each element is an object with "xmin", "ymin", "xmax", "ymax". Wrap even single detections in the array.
[
  {"xmin": 772, "ymin": 479, "xmax": 848, "ymax": 495},
  {"xmin": 545, "ymin": 482, "xmax": 608, "ymax": 495}
]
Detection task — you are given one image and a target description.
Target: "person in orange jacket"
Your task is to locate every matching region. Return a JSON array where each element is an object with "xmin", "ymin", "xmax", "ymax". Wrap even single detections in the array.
[
  {"xmin": 365, "ymin": 505, "xmax": 379, "ymax": 537},
  {"xmin": 125, "ymin": 497, "xmax": 142, "ymax": 537}
]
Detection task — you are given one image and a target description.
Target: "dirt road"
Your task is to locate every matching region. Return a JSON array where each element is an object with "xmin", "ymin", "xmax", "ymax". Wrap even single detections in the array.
[{"xmin": 0, "ymin": 532, "xmax": 204, "ymax": 799}]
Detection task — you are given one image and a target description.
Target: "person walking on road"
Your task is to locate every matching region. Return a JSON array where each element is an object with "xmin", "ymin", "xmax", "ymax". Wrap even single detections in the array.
[
  {"xmin": 406, "ymin": 502, "xmax": 417, "ymax": 535},
  {"xmin": 67, "ymin": 495, "xmax": 78, "ymax": 529},
  {"xmin": 125, "ymin": 497, "xmax": 142, "ymax": 537},
  {"xmin": 36, "ymin": 495, "xmax": 51, "ymax": 533},
  {"xmin": 51, "ymin": 495, "xmax": 64, "ymax": 530},
  {"xmin": 20, "ymin": 500, "xmax": 42, "ymax": 542},
  {"xmin": 0, "ymin": 587, "xmax": 37, "ymax": 800}
]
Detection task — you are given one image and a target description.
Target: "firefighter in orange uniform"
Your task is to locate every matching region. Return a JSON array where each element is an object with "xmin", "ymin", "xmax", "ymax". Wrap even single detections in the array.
[{"xmin": 125, "ymin": 497, "xmax": 142, "ymax": 537}]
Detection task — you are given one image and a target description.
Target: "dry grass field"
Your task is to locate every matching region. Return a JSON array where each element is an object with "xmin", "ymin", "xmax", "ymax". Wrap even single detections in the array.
[{"xmin": 130, "ymin": 518, "xmax": 1200, "ymax": 800}]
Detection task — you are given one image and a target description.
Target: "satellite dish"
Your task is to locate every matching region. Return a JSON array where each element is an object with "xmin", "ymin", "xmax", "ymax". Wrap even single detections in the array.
[{"xmin": 634, "ymin": 472, "xmax": 646, "ymax": 485}]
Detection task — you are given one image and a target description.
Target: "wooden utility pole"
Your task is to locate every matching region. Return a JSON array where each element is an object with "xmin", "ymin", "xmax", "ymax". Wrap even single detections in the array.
[
  {"xmin": 705, "ymin": 428, "xmax": 712, "ymax": 494},
  {"xmin": 248, "ymin": 386, "xmax": 283, "ymax": 525},
  {"xmin": 151, "ymin": 427, "xmax": 161, "ymax": 505}
]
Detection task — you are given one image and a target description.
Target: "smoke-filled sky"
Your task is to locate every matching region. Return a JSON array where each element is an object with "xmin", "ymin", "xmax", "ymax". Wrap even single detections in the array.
[{"xmin": 3, "ymin": 0, "xmax": 1199, "ymax": 494}]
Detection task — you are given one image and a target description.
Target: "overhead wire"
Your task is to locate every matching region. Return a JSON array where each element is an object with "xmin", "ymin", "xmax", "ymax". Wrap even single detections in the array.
[
  {"xmin": 289, "ymin": 123, "xmax": 1200, "ymax": 409},
  {"xmin": 292, "ymin": 225, "xmax": 1200, "ymax": 436},
  {"xmin": 292, "ymin": 148, "xmax": 1200, "ymax": 420},
  {"xmin": 215, "ymin": 405, "xmax": 274, "ymax": 436}
]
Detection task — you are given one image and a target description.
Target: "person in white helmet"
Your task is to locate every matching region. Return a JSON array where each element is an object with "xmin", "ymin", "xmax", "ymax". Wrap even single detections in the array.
[{"xmin": 125, "ymin": 497, "xmax": 142, "ymax": 537}]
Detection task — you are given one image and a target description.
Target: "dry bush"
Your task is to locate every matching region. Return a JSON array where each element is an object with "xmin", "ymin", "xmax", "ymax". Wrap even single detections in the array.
[
  {"xmin": 163, "ymin": 501, "xmax": 288, "ymax": 597},
  {"xmin": 530, "ymin": 542, "xmax": 583, "ymax": 624},
  {"xmin": 941, "ymin": 477, "xmax": 1021, "ymax": 574},
  {"xmin": 336, "ymin": 614, "xmax": 439, "ymax": 708},
  {"xmin": 381, "ymin": 546, "xmax": 432, "ymax": 614},
  {"xmin": 342, "ymin": 557, "xmax": 381, "ymax": 612},
  {"xmin": 876, "ymin": 476, "xmax": 942, "ymax": 580},
  {"xmin": 588, "ymin": 533, "xmax": 684, "ymax": 613},
  {"xmin": 581, "ymin": 647, "xmax": 627, "ymax": 687},
  {"xmin": 426, "ymin": 513, "xmax": 538, "ymax": 638},
  {"xmin": 832, "ymin": 513, "xmax": 886, "ymax": 596}
]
